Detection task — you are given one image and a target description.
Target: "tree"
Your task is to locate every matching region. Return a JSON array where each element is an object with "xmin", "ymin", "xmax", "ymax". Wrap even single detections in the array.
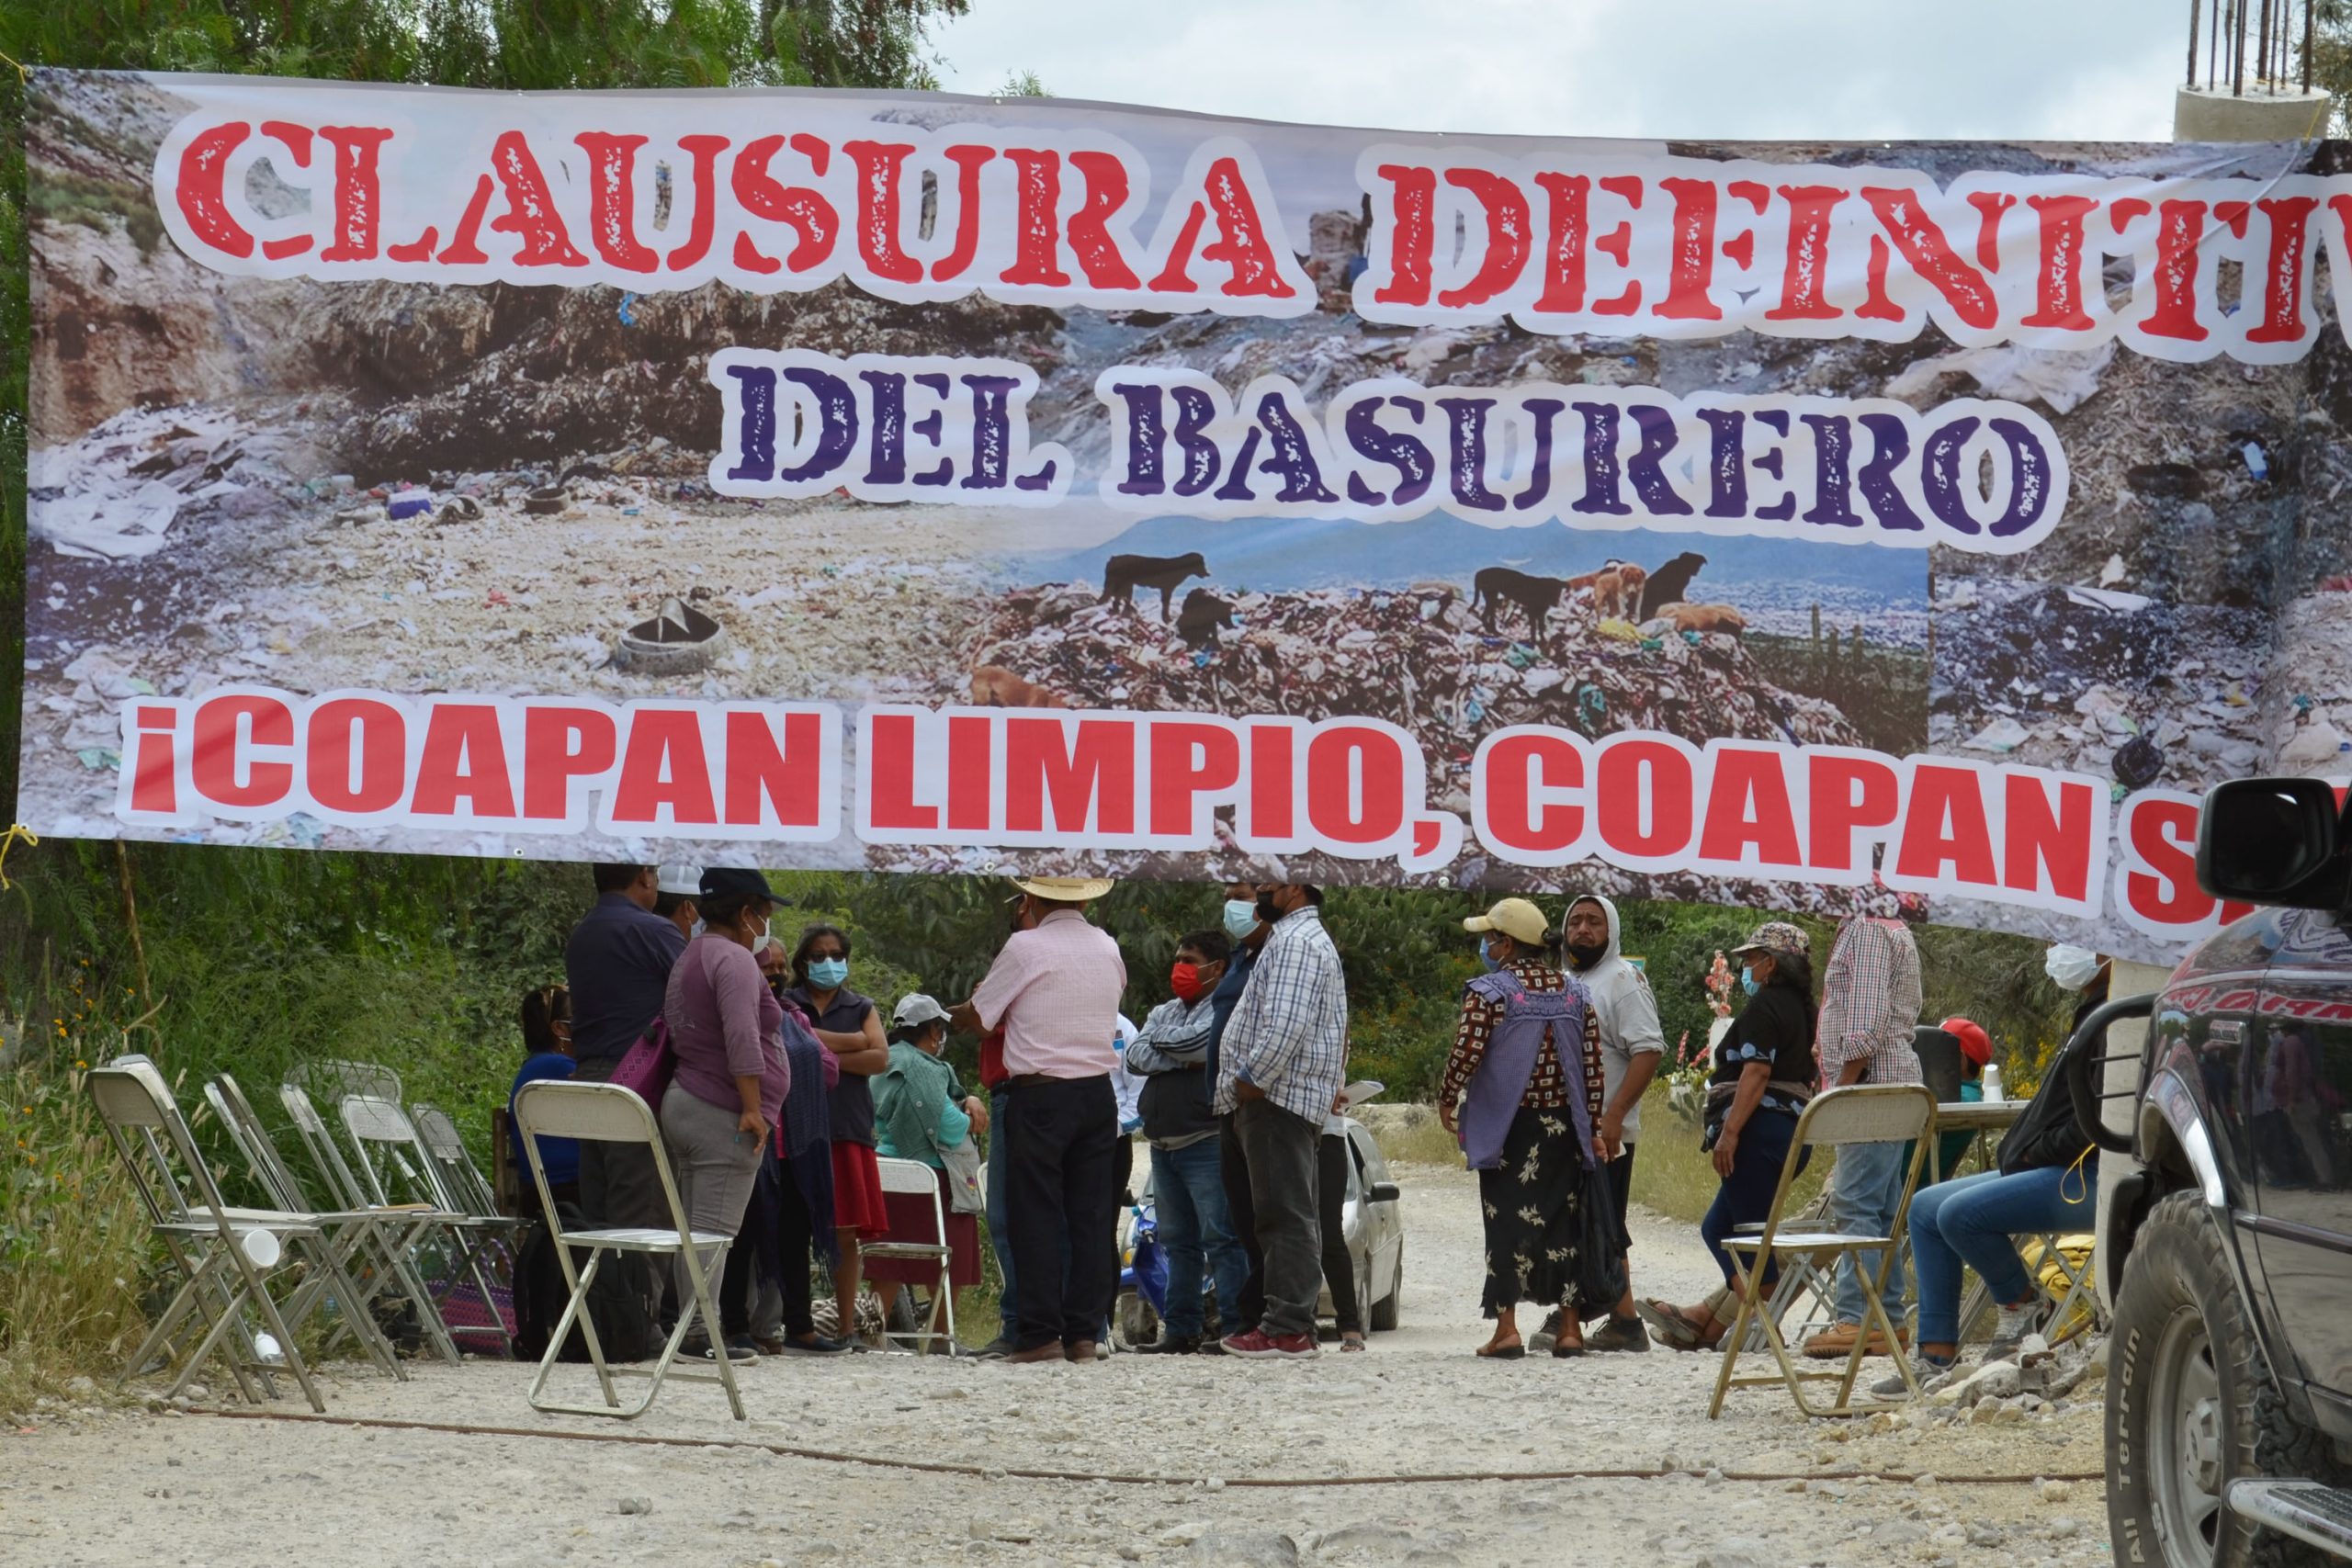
[{"xmin": 2303, "ymin": 0, "xmax": 2351, "ymax": 132}]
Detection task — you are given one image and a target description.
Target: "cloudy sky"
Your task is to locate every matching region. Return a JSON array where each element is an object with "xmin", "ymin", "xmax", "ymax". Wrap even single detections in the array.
[{"xmin": 934, "ymin": 0, "xmax": 2186, "ymax": 142}]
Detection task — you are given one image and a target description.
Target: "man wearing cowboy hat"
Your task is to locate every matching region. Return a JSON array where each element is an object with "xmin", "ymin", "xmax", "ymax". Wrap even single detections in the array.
[{"xmin": 952, "ymin": 875, "xmax": 1127, "ymax": 1364}]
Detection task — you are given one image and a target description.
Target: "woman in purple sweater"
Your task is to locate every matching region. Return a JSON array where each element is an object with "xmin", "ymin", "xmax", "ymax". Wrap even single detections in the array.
[{"xmin": 661, "ymin": 867, "xmax": 793, "ymax": 1363}]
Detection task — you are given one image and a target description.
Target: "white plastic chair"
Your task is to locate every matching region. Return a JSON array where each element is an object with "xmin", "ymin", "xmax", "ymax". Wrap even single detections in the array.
[
  {"xmin": 861, "ymin": 1156, "xmax": 958, "ymax": 1356},
  {"xmin": 1710, "ymin": 1085, "xmax": 1939, "ymax": 1418},
  {"xmin": 89, "ymin": 1061, "xmax": 387, "ymax": 1410},
  {"xmin": 512, "ymin": 1080, "xmax": 745, "ymax": 1421}
]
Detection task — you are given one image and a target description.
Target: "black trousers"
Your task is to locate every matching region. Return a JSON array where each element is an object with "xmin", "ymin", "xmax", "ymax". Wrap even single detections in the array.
[
  {"xmin": 1002, "ymin": 1074, "xmax": 1118, "ymax": 1349},
  {"xmin": 718, "ymin": 1151, "xmax": 821, "ymax": 1339},
  {"xmin": 1317, "ymin": 1132, "xmax": 1362, "ymax": 1334},
  {"xmin": 1218, "ymin": 1111, "xmax": 1266, "ymax": 1331}
]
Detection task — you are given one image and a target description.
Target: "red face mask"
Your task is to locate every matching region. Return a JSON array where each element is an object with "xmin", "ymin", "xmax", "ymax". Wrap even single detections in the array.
[{"xmin": 1170, "ymin": 962, "xmax": 1210, "ymax": 1002}]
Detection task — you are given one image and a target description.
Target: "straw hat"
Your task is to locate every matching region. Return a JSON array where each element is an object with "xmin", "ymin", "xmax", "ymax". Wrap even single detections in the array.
[{"xmin": 1011, "ymin": 874, "xmax": 1115, "ymax": 903}]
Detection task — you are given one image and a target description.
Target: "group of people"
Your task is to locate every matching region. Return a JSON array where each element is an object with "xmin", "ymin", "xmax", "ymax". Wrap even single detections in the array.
[
  {"xmin": 517, "ymin": 865, "xmax": 1361, "ymax": 1363},
  {"xmin": 517, "ymin": 863, "xmax": 2109, "ymax": 1389}
]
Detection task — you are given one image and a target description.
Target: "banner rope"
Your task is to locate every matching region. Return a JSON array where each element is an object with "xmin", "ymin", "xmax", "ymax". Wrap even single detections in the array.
[
  {"xmin": 0, "ymin": 50, "xmax": 28, "ymax": 82},
  {"xmin": 0, "ymin": 825, "xmax": 38, "ymax": 890}
]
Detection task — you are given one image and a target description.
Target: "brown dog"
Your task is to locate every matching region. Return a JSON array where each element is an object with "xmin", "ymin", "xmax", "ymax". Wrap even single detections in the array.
[
  {"xmin": 1589, "ymin": 561, "xmax": 1648, "ymax": 621},
  {"xmin": 970, "ymin": 665, "xmax": 1067, "ymax": 707},
  {"xmin": 1653, "ymin": 602, "xmax": 1747, "ymax": 637}
]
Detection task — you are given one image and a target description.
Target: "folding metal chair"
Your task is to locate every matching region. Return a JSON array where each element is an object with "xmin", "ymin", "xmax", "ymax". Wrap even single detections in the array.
[
  {"xmin": 512, "ymin": 1080, "xmax": 746, "ymax": 1421},
  {"xmin": 294, "ymin": 1057, "xmax": 403, "ymax": 1110},
  {"xmin": 410, "ymin": 1103, "xmax": 509, "ymax": 1222},
  {"xmin": 277, "ymin": 1083, "xmax": 471, "ymax": 1359},
  {"xmin": 863, "ymin": 1156, "xmax": 959, "ymax": 1356},
  {"xmin": 88, "ymin": 1061, "xmax": 390, "ymax": 1411},
  {"xmin": 339, "ymin": 1094, "xmax": 519, "ymax": 1356},
  {"xmin": 1709, "ymin": 1085, "xmax": 1939, "ymax": 1419},
  {"xmin": 205, "ymin": 1074, "xmax": 451, "ymax": 1369}
]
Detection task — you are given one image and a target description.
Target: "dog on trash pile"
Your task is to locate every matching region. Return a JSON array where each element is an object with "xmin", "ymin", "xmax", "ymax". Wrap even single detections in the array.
[
  {"xmin": 970, "ymin": 665, "xmax": 1068, "ymax": 708},
  {"xmin": 1174, "ymin": 589, "xmax": 1237, "ymax": 649},
  {"xmin": 1637, "ymin": 552, "xmax": 1707, "ymax": 620},
  {"xmin": 1585, "ymin": 560, "xmax": 1648, "ymax": 622},
  {"xmin": 1470, "ymin": 567, "xmax": 1577, "ymax": 640},
  {"xmin": 1652, "ymin": 602, "xmax": 1747, "ymax": 637},
  {"xmin": 1100, "ymin": 552, "xmax": 1209, "ymax": 618}
]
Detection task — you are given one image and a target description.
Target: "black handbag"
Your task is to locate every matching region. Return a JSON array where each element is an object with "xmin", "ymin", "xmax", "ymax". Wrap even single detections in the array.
[{"xmin": 1572, "ymin": 1159, "xmax": 1630, "ymax": 1316}]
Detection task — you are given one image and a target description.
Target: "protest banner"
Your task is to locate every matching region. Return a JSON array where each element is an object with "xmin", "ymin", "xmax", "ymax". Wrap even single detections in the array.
[{"xmin": 19, "ymin": 70, "xmax": 2352, "ymax": 958}]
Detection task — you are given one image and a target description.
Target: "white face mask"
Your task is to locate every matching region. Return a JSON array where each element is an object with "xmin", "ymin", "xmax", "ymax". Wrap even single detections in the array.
[
  {"xmin": 743, "ymin": 919, "xmax": 770, "ymax": 950},
  {"xmin": 689, "ymin": 917, "xmax": 707, "ymax": 939}
]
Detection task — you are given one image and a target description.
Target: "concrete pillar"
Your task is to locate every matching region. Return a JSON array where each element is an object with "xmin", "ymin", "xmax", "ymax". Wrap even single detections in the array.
[{"xmin": 2174, "ymin": 85, "xmax": 2333, "ymax": 141}]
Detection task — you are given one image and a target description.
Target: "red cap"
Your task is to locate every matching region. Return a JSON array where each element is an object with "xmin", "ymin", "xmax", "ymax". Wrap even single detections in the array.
[{"xmin": 1942, "ymin": 1017, "xmax": 1993, "ymax": 1066}]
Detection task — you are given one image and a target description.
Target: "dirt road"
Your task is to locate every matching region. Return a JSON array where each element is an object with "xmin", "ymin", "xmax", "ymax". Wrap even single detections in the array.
[{"xmin": 1, "ymin": 1164, "xmax": 2113, "ymax": 1567}]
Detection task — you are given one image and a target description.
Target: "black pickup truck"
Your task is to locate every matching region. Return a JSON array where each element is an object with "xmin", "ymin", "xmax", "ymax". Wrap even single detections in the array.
[{"xmin": 2086, "ymin": 778, "xmax": 2352, "ymax": 1566}]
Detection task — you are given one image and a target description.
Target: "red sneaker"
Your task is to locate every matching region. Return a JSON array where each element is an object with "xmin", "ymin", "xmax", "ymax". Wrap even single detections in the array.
[
  {"xmin": 1266, "ymin": 1332, "xmax": 1320, "ymax": 1359},
  {"xmin": 1221, "ymin": 1328, "xmax": 1319, "ymax": 1359},
  {"xmin": 1220, "ymin": 1329, "xmax": 1275, "ymax": 1358}
]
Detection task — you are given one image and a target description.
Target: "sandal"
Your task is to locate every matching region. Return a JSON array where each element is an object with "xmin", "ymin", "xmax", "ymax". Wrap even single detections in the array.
[
  {"xmin": 1552, "ymin": 1325, "xmax": 1587, "ymax": 1359},
  {"xmin": 1340, "ymin": 1333, "xmax": 1367, "ymax": 1353},
  {"xmin": 1634, "ymin": 1298, "xmax": 1708, "ymax": 1351},
  {"xmin": 1475, "ymin": 1340, "xmax": 1526, "ymax": 1359}
]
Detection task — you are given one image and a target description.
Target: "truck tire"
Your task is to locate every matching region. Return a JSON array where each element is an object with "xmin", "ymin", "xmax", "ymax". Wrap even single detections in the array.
[{"xmin": 2106, "ymin": 1190, "xmax": 2342, "ymax": 1567}]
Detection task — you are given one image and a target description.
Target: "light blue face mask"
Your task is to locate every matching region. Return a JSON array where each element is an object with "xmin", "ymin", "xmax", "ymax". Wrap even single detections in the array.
[
  {"xmin": 1480, "ymin": 939, "xmax": 1506, "ymax": 973},
  {"xmin": 807, "ymin": 956, "xmax": 849, "ymax": 989},
  {"xmin": 1739, "ymin": 964, "xmax": 1759, "ymax": 997},
  {"xmin": 1223, "ymin": 899, "xmax": 1259, "ymax": 941}
]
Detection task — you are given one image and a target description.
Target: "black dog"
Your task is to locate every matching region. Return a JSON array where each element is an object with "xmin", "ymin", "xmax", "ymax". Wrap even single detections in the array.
[
  {"xmin": 1102, "ymin": 552, "xmax": 1209, "ymax": 619},
  {"xmin": 1470, "ymin": 566, "xmax": 1575, "ymax": 639},
  {"xmin": 1174, "ymin": 589, "xmax": 1237, "ymax": 649},
  {"xmin": 1638, "ymin": 551, "xmax": 1707, "ymax": 621}
]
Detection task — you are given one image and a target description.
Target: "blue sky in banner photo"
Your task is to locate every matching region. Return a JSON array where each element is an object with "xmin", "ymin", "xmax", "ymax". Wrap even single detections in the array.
[{"xmin": 936, "ymin": 0, "xmax": 2180, "ymax": 142}]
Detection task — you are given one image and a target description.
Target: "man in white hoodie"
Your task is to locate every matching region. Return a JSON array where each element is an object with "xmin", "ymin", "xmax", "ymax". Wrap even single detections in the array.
[{"xmin": 1544, "ymin": 892, "xmax": 1665, "ymax": 1353}]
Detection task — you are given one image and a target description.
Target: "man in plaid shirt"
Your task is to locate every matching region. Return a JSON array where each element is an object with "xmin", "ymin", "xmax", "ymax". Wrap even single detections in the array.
[
  {"xmin": 1802, "ymin": 905, "xmax": 1925, "ymax": 1360},
  {"xmin": 1214, "ymin": 883, "xmax": 1348, "ymax": 1359}
]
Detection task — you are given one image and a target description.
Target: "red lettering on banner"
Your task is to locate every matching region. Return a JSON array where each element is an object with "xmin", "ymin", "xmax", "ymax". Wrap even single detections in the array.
[
  {"xmin": 842, "ymin": 140, "xmax": 922, "ymax": 285},
  {"xmin": 1477, "ymin": 731, "xmax": 1585, "ymax": 857},
  {"xmin": 2143, "ymin": 199, "xmax": 2210, "ymax": 343},
  {"xmin": 1373, "ymin": 164, "xmax": 1437, "ymax": 308},
  {"xmin": 191, "ymin": 694, "xmax": 293, "ymax": 810},
  {"xmin": 129, "ymin": 706, "xmax": 181, "ymax": 818},
  {"xmin": 1859, "ymin": 186, "xmax": 1999, "ymax": 330},
  {"xmin": 2003, "ymin": 772, "xmax": 2096, "ymax": 905},
  {"xmin": 307, "ymin": 697, "xmax": 405, "ymax": 814},
  {"xmin": 866, "ymin": 713, "xmax": 936, "ymax": 830},
  {"xmin": 1594, "ymin": 739, "xmax": 1693, "ymax": 860},
  {"xmin": 575, "ymin": 132, "xmax": 659, "ymax": 274},
  {"xmin": 1767, "ymin": 185, "xmax": 1848, "ymax": 321},
  {"xmin": 413, "ymin": 704, "xmax": 517, "ymax": 818},
  {"xmin": 2122, "ymin": 794, "xmax": 2211, "ymax": 927},
  {"xmin": 1306, "ymin": 725, "xmax": 1406, "ymax": 845},
  {"xmin": 1894, "ymin": 764, "xmax": 1997, "ymax": 887},
  {"xmin": 1533, "ymin": 173, "xmax": 1590, "ymax": 313},
  {"xmin": 1001, "ymin": 150, "xmax": 1070, "ymax": 288},
  {"xmin": 1653, "ymin": 176, "xmax": 1722, "ymax": 321},
  {"xmin": 1148, "ymin": 155, "xmax": 1295, "ymax": 299},
  {"xmin": 2246, "ymin": 196, "xmax": 2321, "ymax": 345},
  {"xmin": 731, "ymin": 133, "xmax": 837, "ymax": 276},
  {"xmin": 1807, "ymin": 752, "xmax": 1899, "ymax": 871},
  {"xmin": 1065, "ymin": 151, "xmax": 1143, "ymax": 290},
  {"xmin": 1965, "ymin": 189, "xmax": 2015, "ymax": 272},
  {"xmin": 608, "ymin": 709, "xmax": 714, "ymax": 826},
  {"xmin": 473, "ymin": 130, "xmax": 588, "ymax": 268},
  {"xmin": 1006, "ymin": 717, "xmax": 1135, "ymax": 834},
  {"xmin": 664, "ymin": 134, "xmax": 730, "ymax": 271},
  {"xmin": 1438, "ymin": 168, "xmax": 1530, "ymax": 310},
  {"xmin": 1249, "ymin": 722, "xmax": 1297, "ymax": 840},
  {"xmin": 1697, "ymin": 747, "xmax": 1802, "ymax": 865},
  {"xmin": 930, "ymin": 144, "xmax": 994, "ymax": 281},
  {"xmin": 2022, "ymin": 194, "xmax": 2098, "ymax": 332},
  {"xmin": 319, "ymin": 126, "xmax": 395, "ymax": 263},
  {"xmin": 523, "ymin": 705, "xmax": 618, "ymax": 820},
  {"xmin": 176, "ymin": 122, "xmax": 255, "ymax": 260},
  {"xmin": 1148, "ymin": 721, "xmax": 1240, "ymax": 838},
  {"xmin": 724, "ymin": 710, "xmax": 822, "ymax": 827},
  {"xmin": 947, "ymin": 715, "xmax": 993, "ymax": 831}
]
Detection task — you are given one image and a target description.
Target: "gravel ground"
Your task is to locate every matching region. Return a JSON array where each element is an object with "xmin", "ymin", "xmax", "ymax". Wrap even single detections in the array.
[{"xmin": 2, "ymin": 1164, "xmax": 2112, "ymax": 1568}]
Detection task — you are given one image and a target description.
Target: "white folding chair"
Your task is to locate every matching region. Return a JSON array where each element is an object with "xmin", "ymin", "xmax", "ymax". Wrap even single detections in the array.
[
  {"xmin": 1710, "ymin": 1085, "xmax": 1938, "ymax": 1418},
  {"xmin": 340, "ymin": 1094, "xmax": 518, "ymax": 1357},
  {"xmin": 861, "ymin": 1156, "xmax": 958, "ymax": 1356},
  {"xmin": 512, "ymin": 1080, "xmax": 745, "ymax": 1421},
  {"xmin": 410, "ymin": 1103, "xmax": 509, "ymax": 1223},
  {"xmin": 295, "ymin": 1058, "xmax": 404, "ymax": 1111},
  {"xmin": 205, "ymin": 1074, "xmax": 451, "ymax": 1369},
  {"xmin": 88, "ymin": 1061, "xmax": 385, "ymax": 1411},
  {"xmin": 277, "ymin": 1082, "xmax": 465, "ymax": 1360}
]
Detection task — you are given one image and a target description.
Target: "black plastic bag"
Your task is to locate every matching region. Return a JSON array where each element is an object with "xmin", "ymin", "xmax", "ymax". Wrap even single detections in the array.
[{"xmin": 1572, "ymin": 1160, "xmax": 1630, "ymax": 1317}]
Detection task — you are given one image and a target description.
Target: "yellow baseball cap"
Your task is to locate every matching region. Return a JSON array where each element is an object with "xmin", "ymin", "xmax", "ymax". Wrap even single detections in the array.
[{"xmin": 1464, "ymin": 897, "xmax": 1549, "ymax": 944}]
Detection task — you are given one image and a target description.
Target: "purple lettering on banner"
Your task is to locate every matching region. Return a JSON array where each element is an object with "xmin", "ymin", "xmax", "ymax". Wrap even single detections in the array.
[
  {"xmin": 1855, "ymin": 412, "xmax": 1927, "ymax": 533},
  {"xmin": 1250, "ymin": 389, "xmax": 1338, "ymax": 504},
  {"xmin": 724, "ymin": 363, "xmax": 777, "ymax": 482},
  {"xmin": 1699, "ymin": 408, "xmax": 1747, "ymax": 518},
  {"xmin": 859, "ymin": 368, "xmax": 908, "ymax": 486},
  {"xmin": 1920, "ymin": 414, "xmax": 1982, "ymax": 536},
  {"xmin": 776, "ymin": 364, "xmax": 858, "ymax": 483},
  {"xmin": 1513, "ymin": 396, "xmax": 1565, "ymax": 512},
  {"xmin": 1110, "ymin": 381, "xmax": 1167, "ymax": 495},
  {"xmin": 1170, "ymin": 383, "xmax": 1222, "ymax": 497},
  {"xmin": 1571, "ymin": 400, "xmax": 1629, "ymax": 516},
  {"xmin": 1437, "ymin": 395, "xmax": 1505, "ymax": 513},
  {"xmin": 1800, "ymin": 412, "xmax": 1860, "ymax": 529},
  {"xmin": 1625, "ymin": 404, "xmax": 1693, "ymax": 516}
]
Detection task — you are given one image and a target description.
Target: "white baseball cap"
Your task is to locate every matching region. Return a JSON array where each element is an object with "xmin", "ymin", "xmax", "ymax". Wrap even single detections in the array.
[
  {"xmin": 656, "ymin": 863, "xmax": 705, "ymax": 897},
  {"xmin": 892, "ymin": 993, "xmax": 951, "ymax": 1028}
]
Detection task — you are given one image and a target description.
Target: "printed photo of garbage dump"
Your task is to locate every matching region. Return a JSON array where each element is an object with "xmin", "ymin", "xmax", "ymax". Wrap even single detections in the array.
[{"xmin": 19, "ymin": 70, "xmax": 2352, "ymax": 959}]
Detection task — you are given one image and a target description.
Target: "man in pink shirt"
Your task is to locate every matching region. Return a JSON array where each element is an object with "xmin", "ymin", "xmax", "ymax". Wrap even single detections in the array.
[{"xmin": 951, "ymin": 875, "xmax": 1127, "ymax": 1364}]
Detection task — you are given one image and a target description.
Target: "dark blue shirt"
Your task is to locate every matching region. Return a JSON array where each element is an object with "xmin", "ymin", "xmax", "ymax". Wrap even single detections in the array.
[
  {"xmin": 563, "ymin": 894, "xmax": 686, "ymax": 1068},
  {"xmin": 786, "ymin": 985, "xmax": 879, "ymax": 1146},
  {"xmin": 509, "ymin": 1053, "xmax": 580, "ymax": 1185},
  {"xmin": 1205, "ymin": 943, "xmax": 1258, "ymax": 1081}
]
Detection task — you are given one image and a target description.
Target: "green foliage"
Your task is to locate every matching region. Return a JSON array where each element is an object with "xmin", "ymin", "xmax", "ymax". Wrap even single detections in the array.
[{"xmin": 994, "ymin": 68, "xmax": 1049, "ymax": 97}]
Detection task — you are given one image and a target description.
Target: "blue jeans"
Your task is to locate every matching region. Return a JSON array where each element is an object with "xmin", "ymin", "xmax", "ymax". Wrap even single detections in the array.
[
  {"xmin": 1701, "ymin": 1111, "xmax": 1806, "ymax": 1289},
  {"xmin": 1909, "ymin": 1163, "xmax": 2095, "ymax": 1345},
  {"xmin": 1151, "ymin": 1138, "xmax": 1249, "ymax": 1337},
  {"xmin": 987, "ymin": 1089, "xmax": 1019, "ymax": 1338},
  {"xmin": 1830, "ymin": 1138, "xmax": 1910, "ymax": 1327}
]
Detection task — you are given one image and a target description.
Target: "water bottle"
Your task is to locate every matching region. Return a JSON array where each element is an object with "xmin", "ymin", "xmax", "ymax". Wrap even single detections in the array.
[{"xmin": 1982, "ymin": 1063, "xmax": 2006, "ymax": 1103}]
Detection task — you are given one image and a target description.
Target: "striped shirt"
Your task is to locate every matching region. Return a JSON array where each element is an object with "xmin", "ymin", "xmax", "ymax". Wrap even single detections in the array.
[
  {"xmin": 968, "ymin": 908, "xmax": 1127, "ymax": 1079},
  {"xmin": 1816, "ymin": 916, "xmax": 1923, "ymax": 1086},
  {"xmin": 1214, "ymin": 906, "xmax": 1349, "ymax": 1123}
]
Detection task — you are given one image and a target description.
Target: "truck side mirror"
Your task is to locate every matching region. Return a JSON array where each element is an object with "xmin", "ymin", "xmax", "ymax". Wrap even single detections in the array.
[{"xmin": 2194, "ymin": 777, "xmax": 2347, "ymax": 909}]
